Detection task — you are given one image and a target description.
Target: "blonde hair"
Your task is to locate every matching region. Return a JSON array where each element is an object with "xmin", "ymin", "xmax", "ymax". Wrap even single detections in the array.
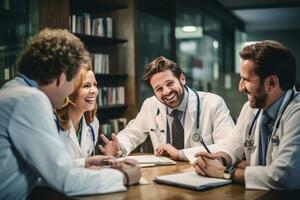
[{"xmin": 56, "ymin": 64, "xmax": 97, "ymax": 130}]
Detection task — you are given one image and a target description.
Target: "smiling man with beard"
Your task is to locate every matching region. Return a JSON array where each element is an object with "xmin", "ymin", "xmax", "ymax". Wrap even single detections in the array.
[
  {"xmin": 99, "ymin": 56, "xmax": 235, "ymax": 161},
  {"xmin": 193, "ymin": 40, "xmax": 300, "ymax": 190}
]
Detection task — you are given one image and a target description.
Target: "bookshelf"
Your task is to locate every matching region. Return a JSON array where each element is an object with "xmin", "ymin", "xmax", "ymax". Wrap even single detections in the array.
[
  {"xmin": 39, "ymin": 0, "xmax": 139, "ymax": 141},
  {"xmin": 68, "ymin": 0, "xmax": 130, "ymax": 133},
  {"xmin": 0, "ymin": 0, "xmax": 36, "ymax": 87}
]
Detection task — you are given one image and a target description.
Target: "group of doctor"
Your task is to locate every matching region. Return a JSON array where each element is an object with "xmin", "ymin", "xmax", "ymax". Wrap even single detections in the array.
[
  {"xmin": 1, "ymin": 28, "xmax": 299, "ymax": 200},
  {"xmin": 0, "ymin": 28, "xmax": 141, "ymax": 200},
  {"xmin": 100, "ymin": 40, "xmax": 300, "ymax": 190}
]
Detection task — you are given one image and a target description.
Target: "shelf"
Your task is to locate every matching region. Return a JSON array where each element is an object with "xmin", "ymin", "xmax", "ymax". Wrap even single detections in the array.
[
  {"xmin": 70, "ymin": 0, "xmax": 127, "ymax": 14},
  {"xmin": 95, "ymin": 73, "xmax": 127, "ymax": 86},
  {"xmin": 99, "ymin": 104, "xmax": 127, "ymax": 110},
  {"xmin": 74, "ymin": 33, "xmax": 127, "ymax": 46},
  {"xmin": 98, "ymin": 104, "xmax": 128, "ymax": 122},
  {"xmin": 0, "ymin": 9, "xmax": 28, "ymax": 23}
]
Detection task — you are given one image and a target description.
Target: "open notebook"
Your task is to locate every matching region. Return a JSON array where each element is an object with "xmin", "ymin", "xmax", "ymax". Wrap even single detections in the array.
[
  {"xmin": 155, "ymin": 171, "xmax": 231, "ymax": 190},
  {"xmin": 125, "ymin": 155, "xmax": 176, "ymax": 167}
]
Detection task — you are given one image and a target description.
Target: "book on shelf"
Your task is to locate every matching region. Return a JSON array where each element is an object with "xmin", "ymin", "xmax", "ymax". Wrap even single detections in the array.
[
  {"xmin": 100, "ymin": 118, "xmax": 127, "ymax": 138},
  {"xmin": 91, "ymin": 53, "xmax": 109, "ymax": 74},
  {"xmin": 0, "ymin": 54, "xmax": 16, "ymax": 81},
  {"xmin": 70, "ymin": 14, "xmax": 113, "ymax": 37},
  {"xmin": 98, "ymin": 86, "xmax": 125, "ymax": 106},
  {"xmin": 3, "ymin": 0, "xmax": 26, "ymax": 12}
]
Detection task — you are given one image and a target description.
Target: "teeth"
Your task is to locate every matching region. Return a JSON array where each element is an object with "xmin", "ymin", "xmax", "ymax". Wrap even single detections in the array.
[{"xmin": 165, "ymin": 93, "xmax": 175, "ymax": 100}]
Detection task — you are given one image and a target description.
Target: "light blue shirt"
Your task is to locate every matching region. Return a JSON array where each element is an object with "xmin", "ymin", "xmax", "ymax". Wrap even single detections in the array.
[{"xmin": 0, "ymin": 77, "xmax": 125, "ymax": 199}]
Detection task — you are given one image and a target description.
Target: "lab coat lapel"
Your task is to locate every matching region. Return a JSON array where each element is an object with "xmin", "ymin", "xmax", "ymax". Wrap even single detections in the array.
[
  {"xmin": 184, "ymin": 88, "xmax": 197, "ymax": 147},
  {"xmin": 80, "ymin": 117, "xmax": 89, "ymax": 158},
  {"xmin": 154, "ymin": 101, "xmax": 167, "ymax": 144},
  {"xmin": 266, "ymin": 89, "xmax": 293, "ymax": 164},
  {"xmin": 250, "ymin": 112, "xmax": 262, "ymax": 166},
  {"xmin": 68, "ymin": 121, "xmax": 85, "ymax": 157}
]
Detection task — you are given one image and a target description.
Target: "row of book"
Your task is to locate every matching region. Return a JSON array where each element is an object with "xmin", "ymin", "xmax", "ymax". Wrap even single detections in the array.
[
  {"xmin": 98, "ymin": 86, "xmax": 125, "ymax": 106},
  {"xmin": 69, "ymin": 13, "xmax": 113, "ymax": 37},
  {"xmin": 0, "ymin": 54, "xmax": 16, "ymax": 81},
  {"xmin": 100, "ymin": 118, "xmax": 127, "ymax": 137},
  {"xmin": 2, "ymin": 0, "xmax": 26, "ymax": 12},
  {"xmin": 91, "ymin": 53, "xmax": 109, "ymax": 74}
]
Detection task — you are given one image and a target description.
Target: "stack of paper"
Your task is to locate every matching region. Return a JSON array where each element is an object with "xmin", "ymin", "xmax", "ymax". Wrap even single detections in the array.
[
  {"xmin": 125, "ymin": 155, "xmax": 176, "ymax": 167},
  {"xmin": 155, "ymin": 171, "xmax": 231, "ymax": 190}
]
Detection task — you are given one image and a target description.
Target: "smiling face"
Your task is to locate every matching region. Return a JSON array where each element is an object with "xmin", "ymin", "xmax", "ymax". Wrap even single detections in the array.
[
  {"xmin": 150, "ymin": 70, "xmax": 186, "ymax": 108},
  {"xmin": 239, "ymin": 59, "xmax": 268, "ymax": 109},
  {"xmin": 73, "ymin": 70, "xmax": 98, "ymax": 113}
]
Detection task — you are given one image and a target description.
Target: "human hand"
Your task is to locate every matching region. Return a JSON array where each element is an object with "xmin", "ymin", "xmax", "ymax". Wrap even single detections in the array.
[
  {"xmin": 98, "ymin": 133, "xmax": 122, "ymax": 157},
  {"xmin": 111, "ymin": 158, "xmax": 141, "ymax": 186},
  {"xmin": 155, "ymin": 144, "xmax": 179, "ymax": 160},
  {"xmin": 193, "ymin": 152, "xmax": 225, "ymax": 179},
  {"xmin": 85, "ymin": 155, "xmax": 114, "ymax": 169},
  {"xmin": 236, "ymin": 160, "xmax": 248, "ymax": 169}
]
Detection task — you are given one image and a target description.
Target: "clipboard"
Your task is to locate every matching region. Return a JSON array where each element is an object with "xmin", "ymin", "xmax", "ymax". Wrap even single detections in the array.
[{"xmin": 155, "ymin": 171, "xmax": 231, "ymax": 190}]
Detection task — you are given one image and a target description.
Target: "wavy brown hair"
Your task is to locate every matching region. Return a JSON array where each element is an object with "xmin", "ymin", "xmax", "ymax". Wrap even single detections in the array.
[
  {"xmin": 55, "ymin": 64, "xmax": 98, "ymax": 130},
  {"xmin": 18, "ymin": 28, "xmax": 88, "ymax": 85}
]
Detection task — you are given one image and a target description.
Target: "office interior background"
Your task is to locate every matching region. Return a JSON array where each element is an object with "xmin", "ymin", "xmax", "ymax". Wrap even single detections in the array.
[{"xmin": 1, "ymin": 0, "xmax": 300, "ymax": 151}]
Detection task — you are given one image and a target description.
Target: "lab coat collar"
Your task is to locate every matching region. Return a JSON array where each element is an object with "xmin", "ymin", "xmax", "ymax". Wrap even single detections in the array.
[{"xmin": 67, "ymin": 117, "xmax": 88, "ymax": 157}]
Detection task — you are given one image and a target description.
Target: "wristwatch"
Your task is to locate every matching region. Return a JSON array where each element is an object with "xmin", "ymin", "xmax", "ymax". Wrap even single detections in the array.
[{"xmin": 223, "ymin": 165, "xmax": 236, "ymax": 180}]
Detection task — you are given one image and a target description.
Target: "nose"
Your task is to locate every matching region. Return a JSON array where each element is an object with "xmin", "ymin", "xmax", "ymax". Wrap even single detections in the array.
[
  {"xmin": 90, "ymin": 85, "xmax": 99, "ymax": 95},
  {"xmin": 162, "ymin": 86, "xmax": 171, "ymax": 95}
]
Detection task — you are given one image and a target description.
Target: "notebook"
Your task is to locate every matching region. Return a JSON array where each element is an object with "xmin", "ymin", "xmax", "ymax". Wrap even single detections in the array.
[
  {"xmin": 155, "ymin": 171, "xmax": 231, "ymax": 190},
  {"xmin": 125, "ymin": 155, "xmax": 176, "ymax": 167}
]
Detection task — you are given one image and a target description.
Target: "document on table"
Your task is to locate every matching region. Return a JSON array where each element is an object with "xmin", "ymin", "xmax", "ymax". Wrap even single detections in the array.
[
  {"xmin": 125, "ymin": 155, "xmax": 176, "ymax": 167},
  {"xmin": 155, "ymin": 171, "xmax": 231, "ymax": 190}
]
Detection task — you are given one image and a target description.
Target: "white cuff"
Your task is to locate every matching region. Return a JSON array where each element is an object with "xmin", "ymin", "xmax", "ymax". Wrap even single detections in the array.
[
  {"xmin": 73, "ymin": 158, "xmax": 85, "ymax": 168},
  {"xmin": 178, "ymin": 150, "xmax": 188, "ymax": 161}
]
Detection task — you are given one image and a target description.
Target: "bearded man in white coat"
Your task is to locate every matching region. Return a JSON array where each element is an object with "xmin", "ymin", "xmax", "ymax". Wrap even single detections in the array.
[
  {"xmin": 100, "ymin": 56, "xmax": 234, "ymax": 161},
  {"xmin": 193, "ymin": 40, "xmax": 300, "ymax": 190}
]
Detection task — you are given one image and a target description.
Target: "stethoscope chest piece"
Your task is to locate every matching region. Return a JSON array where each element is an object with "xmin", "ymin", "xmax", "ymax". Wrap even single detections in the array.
[
  {"xmin": 272, "ymin": 135, "xmax": 280, "ymax": 146},
  {"xmin": 193, "ymin": 132, "xmax": 201, "ymax": 142},
  {"xmin": 244, "ymin": 139, "xmax": 254, "ymax": 150}
]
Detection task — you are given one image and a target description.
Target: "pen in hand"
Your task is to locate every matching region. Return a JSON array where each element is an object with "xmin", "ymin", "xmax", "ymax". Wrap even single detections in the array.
[{"xmin": 199, "ymin": 137, "xmax": 211, "ymax": 154}]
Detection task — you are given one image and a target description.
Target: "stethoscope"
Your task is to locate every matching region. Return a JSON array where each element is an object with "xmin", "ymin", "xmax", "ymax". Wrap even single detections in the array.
[
  {"xmin": 244, "ymin": 90, "xmax": 296, "ymax": 150},
  {"xmin": 154, "ymin": 87, "xmax": 203, "ymax": 144},
  {"xmin": 17, "ymin": 74, "xmax": 97, "ymax": 155},
  {"xmin": 55, "ymin": 116, "xmax": 96, "ymax": 155}
]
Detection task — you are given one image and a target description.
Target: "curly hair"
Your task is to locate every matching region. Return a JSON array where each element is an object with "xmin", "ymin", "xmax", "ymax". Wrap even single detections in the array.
[
  {"xmin": 17, "ymin": 28, "xmax": 89, "ymax": 85},
  {"xmin": 239, "ymin": 40, "xmax": 296, "ymax": 90},
  {"xmin": 55, "ymin": 64, "xmax": 97, "ymax": 130},
  {"xmin": 143, "ymin": 56, "xmax": 184, "ymax": 87}
]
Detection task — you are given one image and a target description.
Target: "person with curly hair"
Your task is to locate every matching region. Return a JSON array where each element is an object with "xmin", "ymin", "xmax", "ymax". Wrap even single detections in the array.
[{"xmin": 0, "ymin": 28, "xmax": 141, "ymax": 200}]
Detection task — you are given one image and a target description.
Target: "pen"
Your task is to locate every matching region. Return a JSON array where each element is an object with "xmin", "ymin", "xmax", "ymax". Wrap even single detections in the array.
[{"xmin": 199, "ymin": 137, "xmax": 211, "ymax": 153}]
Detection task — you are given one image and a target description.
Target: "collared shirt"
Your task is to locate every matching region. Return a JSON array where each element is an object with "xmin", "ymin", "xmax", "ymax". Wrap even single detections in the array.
[
  {"xmin": 166, "ymin": 87, "xmax": 189, "ymax": 145},
  {"xmin": 264, "ymin": 92, "xmax": 286, "ymax": 128}
]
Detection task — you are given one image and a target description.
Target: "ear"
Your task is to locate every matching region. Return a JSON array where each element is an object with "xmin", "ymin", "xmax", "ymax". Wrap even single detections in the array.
[
  {"xmin": 266, "ymin": 75, "xmax": 278, "ymax": 89},
  {"xmin": 179, "ymin": 73, "xmax": 186, "ymax": 86},
  {"xmin": 56, "ymin": 73, "xmax": 66, "ymax": 87}
]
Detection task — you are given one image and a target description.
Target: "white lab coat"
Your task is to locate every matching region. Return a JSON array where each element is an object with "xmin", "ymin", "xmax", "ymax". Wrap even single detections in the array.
[
  {"xmin": 59, "ymin": 117, "xmax": 99, "ymax": 160},
  {"xmin": 0, "ymin": 77, "xmax": 125, "ymax": 200},
  {"xmin": 221, "ymin": 89, "xmax": 300, "ymax": 190},
  {"xmin": 117, "ymin": 87, "xmax": 235, "ymax": 155}
]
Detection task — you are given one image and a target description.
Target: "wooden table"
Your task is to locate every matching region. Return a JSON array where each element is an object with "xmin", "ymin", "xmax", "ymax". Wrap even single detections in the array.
[{"xmin": 30, "ymin": 161, "xmax": 298, "ymax": 200}]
